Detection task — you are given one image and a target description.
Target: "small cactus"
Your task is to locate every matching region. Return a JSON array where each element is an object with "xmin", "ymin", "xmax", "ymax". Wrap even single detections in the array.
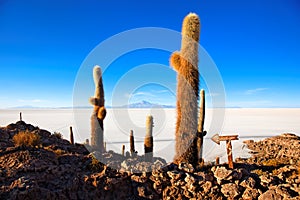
[
  {"xmin": 85, "ymin": 139, "xmax": 90, "ymax": 145},
  {"xmin": 144, "ymin": 115, "xmax": 154, "ymax": 162},
  {"xmin": 104, "ymin": 141, "xmax": 107, "ymax": 152},
  {"xmin": 122, "ymin": 144, "xmax": 125, "ymax": 156},
  {"xmin": 129, "ymin": 130, "xmax": 135, "ymax": 157},
  {"xmin": 170, "ymin": 13, "xmax": 200, "ymax": 166},
  {"xmin": 70, "ymin": 126, "xmax": 74, "ymax": 145},
  {"xmin": 90, "ymin": 66, "xmax": 106, "ymax": 152},
  {"xmin": 216, "ymin": 157, "xmax": 220, "ymax": 165},
  {"xmin": 19, "ymin": 112, "xmax": 22, "ymax": 121}
]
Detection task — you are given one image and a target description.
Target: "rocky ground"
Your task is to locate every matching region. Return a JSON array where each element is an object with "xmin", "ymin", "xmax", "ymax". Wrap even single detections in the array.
[{"xmin": 0, "ymin": 121, "xmax": 299, "ymax": 199}]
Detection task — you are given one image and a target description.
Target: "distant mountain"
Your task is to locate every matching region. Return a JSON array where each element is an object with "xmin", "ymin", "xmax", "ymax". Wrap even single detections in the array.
[
  {"xmin": 9, "ymin": 105, "xmax": 40, "ymax": 109},
  {"xmin": 120, "ymin": 101, "xmax": 175, "ymax": 108}
]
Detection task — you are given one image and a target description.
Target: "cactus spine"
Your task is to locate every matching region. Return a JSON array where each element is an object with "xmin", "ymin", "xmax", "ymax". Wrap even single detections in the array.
[
  {"xmin": 70, "ymin": 126, "xmax": 74, "ymax": 145},
  {"xmin": 170, "ymin": 13, "xmax": 200, "ymax": 166},
  {"xmin": 144, "ymin": 115, "xmax": 154, "ymax": 162},
  {"xmin": 129, "ymin": 130, "xmax": 135, "ymax": 157},
  {"xmin": 89, "ymin": 66, "xmax": 106, "ymax": 152}
]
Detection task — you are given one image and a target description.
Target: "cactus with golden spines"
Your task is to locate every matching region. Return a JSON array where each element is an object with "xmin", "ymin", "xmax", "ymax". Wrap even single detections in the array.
[
  {"xmin": 89, "ymin": 66, "xmax": 106, "ymax": 152},
  {"xmin": 144, "ymin": 115, "xmax": 154, "ymax": 162},
  {"xmin": 170, "ymin": 13, "xmax": 200, "ymax": 166}
]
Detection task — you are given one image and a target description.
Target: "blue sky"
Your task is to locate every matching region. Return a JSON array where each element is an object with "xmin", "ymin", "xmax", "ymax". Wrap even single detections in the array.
[{"xmin": 0, "ymin": 0, "xmax": 300, "ymax": 108}]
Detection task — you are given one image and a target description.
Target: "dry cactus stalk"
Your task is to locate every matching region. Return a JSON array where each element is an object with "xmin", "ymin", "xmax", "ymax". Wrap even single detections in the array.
[
  {"xmin": 130, "ymin": 130, "xmax": 135, "ymax": 157},
  {"xmin": 20, "ymin": 112, "xmax": 22, "ymax": 121},
  {"xmin": 70, "ymin": 126, "xmax": 74, "ymax": 145},
  {"xmin": 144, "ymin": 115, "xmax": 154, "ymax": 162},
  {"xmin": 170, "ymin": 13, "xmax": 200, "ymax": 166},
  {"xmin": 197, "ymin": 89, "xmax": 206, "ymax": 162},
  {"xmin": 90, "ymin": 66, "xmax": 107, "ymax": 152}
]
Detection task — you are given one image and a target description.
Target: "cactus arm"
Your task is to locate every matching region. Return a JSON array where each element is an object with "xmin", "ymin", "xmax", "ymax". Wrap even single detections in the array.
[{"xmin": 170, "ymin": 51, "xmax": 181, "ymax": 72}]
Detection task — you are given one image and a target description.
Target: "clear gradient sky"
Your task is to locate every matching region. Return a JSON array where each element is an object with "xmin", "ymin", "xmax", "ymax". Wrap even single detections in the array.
[{"xmin": 0, "ymin": 0, "xmax": 299, "ymax": 108}]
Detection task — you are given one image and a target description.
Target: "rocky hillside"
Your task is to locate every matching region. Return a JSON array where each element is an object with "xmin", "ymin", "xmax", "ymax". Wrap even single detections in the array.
[{"xmin": 0, "ymin": 121, "xmax": 299, "ymax": 199}]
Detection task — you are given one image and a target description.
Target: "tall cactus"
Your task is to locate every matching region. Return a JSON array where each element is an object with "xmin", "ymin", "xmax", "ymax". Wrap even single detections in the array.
[
  {"xmin": 170, "ymin": 13, "xmax": 200, "ymax": 166},
  {"xmin": 89, "ymin": 66, "xmax": 106, "ymax": 152},
  {"xmin": 144, "ymin": 115, "xmax": 154, "ymax": 162},
  {"xmin": 197, "ymin": 89, "xmax": 206, "ymax": 162}
]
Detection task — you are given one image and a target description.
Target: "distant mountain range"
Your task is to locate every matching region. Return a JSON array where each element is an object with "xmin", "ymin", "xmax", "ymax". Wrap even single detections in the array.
[
  {"xmin": 8, "ymin": 101, "xmax": 175, "ymax": 109},
  {"xmin": 120, "ymin": 101, "xmax": 175, "ymax": 108}
]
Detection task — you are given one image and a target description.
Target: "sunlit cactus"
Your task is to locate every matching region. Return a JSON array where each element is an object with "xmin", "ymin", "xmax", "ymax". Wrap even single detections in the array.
[
  {"xmin": 197, "ymin": 89, "xmax": 206, "ymax": 163},
  {"xmin": 170, "ymin": 13, "xmax": 200, "ymax": 166},
  {"xmin": 90, "ymin": 66, "xmax": 107, "ymax": 152},
  {"xmin": 144, "ymin": 115, "xmax": 154, "ymax": 162}
]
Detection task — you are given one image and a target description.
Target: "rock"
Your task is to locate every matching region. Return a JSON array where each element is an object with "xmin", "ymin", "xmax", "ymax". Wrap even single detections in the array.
[
  {"xmin": 260, "ymin": 174, "xmax": 281, "ymax": 187},
  {"xmin": 195, "ymin": 171, "xmax": 213, "ymax": 182},
  {"xmin": 153, "ymin": 180, "xmax": 162, "ymax": 194},
  {"xmin": 221, "ymin": 183, "xmax": 240, "ymax": 198},
  {"xmin": 273, "ymin": 185, "xmax": 298, "ymax": 199},
  {"xmin": 162, "ymin": 186, "xmax": 181, "ymax": 199},
  {"xmin": 152, "ymin": 159, "xmax": 165, "ymax": 170},
  {"xmin": 0, "ymin": 129, "xmax": 9, "ymax": 141},
  {"xmin": 137, "ymin": 186, "xmax": 146, "ymax": 197},
  {"xmin": 161, "ymin": 163, "xmax": 178, "ymax": 172},
  {"xmin": 121, "ymin": 158, "xmax": 135, "ymax": 171},
  {"xmin": 201, "ymin": 181, "xmax": 212, "ymax": 195},
  {"xmin": 184, "ymin": 173, "xmax": 196, "ymax": 185},
  {"xmin": 258, "ymin": 189, "xmax": 282, "ymax": 200},
  {"xmin": 242, "ymin": 188, "xmax": 260, "ymax": 200},
  {"xmin": 167, "ymin": 170, "xmax": 183, "ymax": 180},
  {"xmin": 120, "ymin": 158, "xmax": 167, "ymax": 173},
  {"xmin": 237, "ymin": 167, "xmax": 250, "ymax": 177},
  {"xmin": 240, "ymin": 176, "xmax": 256, "ymax": 188},
  {"xmin": 213, "ymin": 166, "xmax": 233, "ymax": 184},
  {"xmin": 178, "ymin": 162, "xmax": 194, "ymax": 173},
  {"xmin": 36, "ymin": 129, "xmax": 51, "ymax": 138},
  {"xmin": 131, "ymin": 174, "xmax": 148, "ymax": 184}
]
